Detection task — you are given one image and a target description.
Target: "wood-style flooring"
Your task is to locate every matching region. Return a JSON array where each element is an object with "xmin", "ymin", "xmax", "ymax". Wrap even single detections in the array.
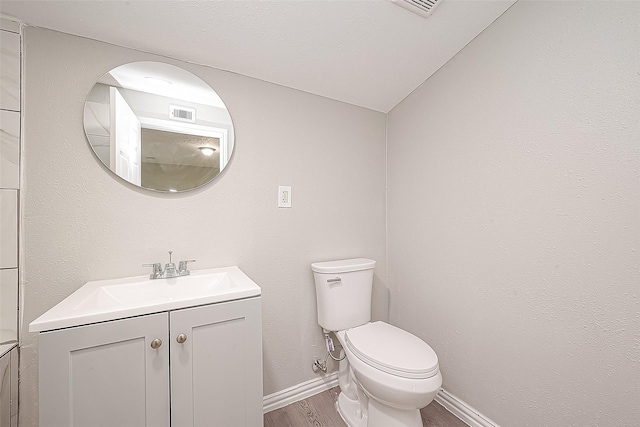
[{"xmin": 263, "ymin": 387, "xmax": 469, "ymax": 427}]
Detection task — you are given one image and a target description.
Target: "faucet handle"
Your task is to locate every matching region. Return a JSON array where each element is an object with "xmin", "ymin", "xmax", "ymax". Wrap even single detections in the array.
[
  {"xmin": 178, "ymin": 259, "xmax": 196, "ymax": 276},
  {"xmin": 143, "ymin": 262, "xmax": 163, "ymax": 279}
]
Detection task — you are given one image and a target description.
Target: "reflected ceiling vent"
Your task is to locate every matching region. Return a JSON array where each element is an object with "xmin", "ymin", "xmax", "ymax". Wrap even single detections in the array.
[
  {"xmin": 169, "ymin": 104, "xmax": 196, "ymax": 123},
  {"xmin": 392, "ymin": 0, "xmax": 443, "ymax": 19}
]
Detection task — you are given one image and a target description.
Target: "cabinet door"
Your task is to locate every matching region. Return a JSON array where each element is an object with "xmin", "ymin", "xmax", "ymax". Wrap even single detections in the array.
[
  {"xmin": 39, "ymin": 313, "xmax": 170, "ymax": 427},
  {"xmin": 170, "ymin": 297, "xmax": 263, "ymax": 427}
]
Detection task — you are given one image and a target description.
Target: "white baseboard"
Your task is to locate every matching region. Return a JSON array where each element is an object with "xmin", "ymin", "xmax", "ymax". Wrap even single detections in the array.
[
  {"xmin": 435, "ymin": 388, "xmax": 500, "ymax": 427},
  {"xmin": 263, "ymin": 375, "xmax": 499, "ymax": 427},
  {"xmin": 263, "ymin": 372, "xmax": 339, "ymax": 414}
]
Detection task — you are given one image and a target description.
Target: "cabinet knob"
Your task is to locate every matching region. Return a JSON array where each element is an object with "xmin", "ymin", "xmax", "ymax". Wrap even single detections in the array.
[
  {"xmin": 176, "ymin": 334, "xmax": 188, "ymax": 344},
  {"xmin": 150, "ymin": 338, "xmax": 163, "ymax": 349}
]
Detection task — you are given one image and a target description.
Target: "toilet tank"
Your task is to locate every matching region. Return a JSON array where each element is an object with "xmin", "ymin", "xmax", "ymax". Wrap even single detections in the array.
[{"xmin": 311, "ymin": 258, "xmax": 376, "ymax": 332}]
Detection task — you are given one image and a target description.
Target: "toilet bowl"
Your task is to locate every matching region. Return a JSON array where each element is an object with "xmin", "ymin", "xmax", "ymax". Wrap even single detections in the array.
[
  {"xmin": 311, "ymin": 258, "xmax": 442, "ymax": 427},
  {"xmin": 335, "ymin": 323, "xmax": 442, "ymax": 427},
  {"xmin": 340, "ymin": 322, "xmax": 441, "ymax": 409}
]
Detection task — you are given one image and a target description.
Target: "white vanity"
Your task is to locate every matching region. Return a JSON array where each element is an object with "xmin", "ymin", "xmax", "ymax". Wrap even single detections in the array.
[{"xmin": 30, "ymin": 266, "xmax": 263, "ymax": 427}]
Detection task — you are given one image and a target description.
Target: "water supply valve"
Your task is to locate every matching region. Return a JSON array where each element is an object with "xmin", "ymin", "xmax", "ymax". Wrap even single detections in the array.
[{"xmin": 312, "ymin": 358, "xmax": 327, "ymax": 373}]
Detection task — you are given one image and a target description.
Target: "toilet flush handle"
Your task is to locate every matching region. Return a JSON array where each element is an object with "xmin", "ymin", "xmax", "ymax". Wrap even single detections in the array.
[{"xmin": 327, "ymin": 277, "xmax": 341, "ymax": 283}]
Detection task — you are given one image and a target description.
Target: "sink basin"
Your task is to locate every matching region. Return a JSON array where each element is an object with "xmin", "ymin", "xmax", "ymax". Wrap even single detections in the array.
[
  {"xmin": 30, "ymin": 266, "xmax": 261, "ymax": 332},
  {"xmin": 74, "ymin": 272, "xmax": 230, "ymax": 311}
]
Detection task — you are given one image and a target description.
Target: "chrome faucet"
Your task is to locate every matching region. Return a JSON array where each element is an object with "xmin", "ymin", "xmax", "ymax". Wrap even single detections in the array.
[
  {"xmin": 143, "ymin": 251, "xmax": 196, "ymax": 279},
  {"xmin": 164, "ymin": 251, "xmax": 178, "ymax": 278}
]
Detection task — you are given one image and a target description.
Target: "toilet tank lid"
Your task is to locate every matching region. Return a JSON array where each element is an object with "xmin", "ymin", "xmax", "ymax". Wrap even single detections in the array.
[{"xmin": 311, "ymin": 258, "xmax": 376, "ymax": 274}]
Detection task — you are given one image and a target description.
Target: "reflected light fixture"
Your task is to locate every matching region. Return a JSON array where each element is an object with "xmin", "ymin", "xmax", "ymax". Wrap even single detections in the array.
[{"xmin": 199, "ymin": 146, "xmax": 216, "ymax": 156}]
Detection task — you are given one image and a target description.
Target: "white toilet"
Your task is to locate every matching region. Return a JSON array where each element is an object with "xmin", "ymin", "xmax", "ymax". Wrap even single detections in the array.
[{"xmin": 311, "ymin": 258, "xmax": 442, "ymax": 427}]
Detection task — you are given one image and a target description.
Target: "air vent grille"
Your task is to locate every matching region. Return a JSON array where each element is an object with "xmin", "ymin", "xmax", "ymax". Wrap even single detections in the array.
[
  {"xmin": 392, "ymin": 0, "xmax": 443, "ymax": 19},
  {"xmin": 169, "ymin": 105, "xmax": 196, "ymax": 123}
]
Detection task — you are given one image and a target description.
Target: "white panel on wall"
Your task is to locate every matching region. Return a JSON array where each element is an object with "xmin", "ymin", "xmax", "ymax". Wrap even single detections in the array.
[
  {"xmin": 0, "ymin": 21, "xmax": 19, "ymax": 427},
  {"xmin": 0, "ymin": 110, "xmax": 20, "ymax": 189},
  {"xmin": 0, "ymin": 190, "xmax": 17, "ymax": 269},
  {"xmin": 0, "ymin": 269, "xmax": 18, "ymax": 343},
  {"xmin": 0, "ymin": 30, "xmax": 20, "ymax": 112},
  {"xmin": 0, "ymin": 19, "xmax": 20, "ymax": 34}
]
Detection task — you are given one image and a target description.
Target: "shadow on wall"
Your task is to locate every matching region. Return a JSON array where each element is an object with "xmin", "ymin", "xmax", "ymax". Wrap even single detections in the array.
[{"xmin": 372, "ymin": 275, "xmax": 389, "ymax": 323}]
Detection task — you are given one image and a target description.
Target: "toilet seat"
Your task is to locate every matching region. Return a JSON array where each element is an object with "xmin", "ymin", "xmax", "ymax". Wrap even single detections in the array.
[{"xmin": 345, "ymin": 322, "xmax": 439, "ymax": 379}]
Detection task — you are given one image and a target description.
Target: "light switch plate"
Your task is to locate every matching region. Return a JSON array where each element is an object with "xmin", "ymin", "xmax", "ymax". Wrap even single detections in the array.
[{"xmin": 278, "ymin": 186, "xmax": 292, "ymax": 208}]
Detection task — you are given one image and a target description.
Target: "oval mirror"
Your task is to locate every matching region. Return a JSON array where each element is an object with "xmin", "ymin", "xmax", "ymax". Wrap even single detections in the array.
[{"xmin": 83, "ymin": 61, "xmax": 234, "ymax": 192}]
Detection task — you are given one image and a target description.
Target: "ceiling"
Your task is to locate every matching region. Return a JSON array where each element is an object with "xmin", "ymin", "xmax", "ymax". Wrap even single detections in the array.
[
  {"xmin": 0, "ymin": 0, "xmax": 516, "ymax": 113},
  {"xmin": 102, "ymin": 61, "xmax": 227, "ymax": 108}
]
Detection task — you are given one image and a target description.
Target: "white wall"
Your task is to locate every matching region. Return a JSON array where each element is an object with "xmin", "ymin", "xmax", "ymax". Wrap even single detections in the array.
[
  {"xmin": 387, "ymin": 2, "xmax": 639, "ymax": 426},
  {"xmin": 20, "ymin": 27, "xmax": 387, "ymax": 426}
]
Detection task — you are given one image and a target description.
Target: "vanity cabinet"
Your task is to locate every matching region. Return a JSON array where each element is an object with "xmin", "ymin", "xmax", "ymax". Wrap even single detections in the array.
[{"xmin": 38, "ymin": 297, "xmax": 263, "ymax": 427}]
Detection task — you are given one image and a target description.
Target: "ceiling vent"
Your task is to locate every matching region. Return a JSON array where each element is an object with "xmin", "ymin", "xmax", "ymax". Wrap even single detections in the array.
[{"xmin": 392, "ymin": 0, "xmax": 443, "ymax": 19}]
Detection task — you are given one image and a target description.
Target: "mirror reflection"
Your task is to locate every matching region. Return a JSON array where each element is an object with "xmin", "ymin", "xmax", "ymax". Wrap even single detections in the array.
[{"xmin": 83, "ymin": 62, "xmax": 234, "ymax": 192}]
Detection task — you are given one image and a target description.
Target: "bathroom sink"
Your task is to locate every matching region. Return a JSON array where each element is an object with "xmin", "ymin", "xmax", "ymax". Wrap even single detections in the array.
[
  {"xmin": 30, "ymin": 266, "xmax": 261, "ymax": 332},
  {"xmin": 74, "ymin": 272, "xmax": 230, "ymax": 310}
]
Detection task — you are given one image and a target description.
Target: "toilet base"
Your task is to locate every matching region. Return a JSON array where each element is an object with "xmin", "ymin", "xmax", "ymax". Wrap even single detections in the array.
[
  {"xmin": 337, "ymin": 392, "xmax": 367, "ymax": 427},
  {"xmin": 367, "ymin": 397, "xmax": 423, "ymax": 427},
  {"xmin": 336, "ymin": 390, "xmax": 424, "ymax": 427}
]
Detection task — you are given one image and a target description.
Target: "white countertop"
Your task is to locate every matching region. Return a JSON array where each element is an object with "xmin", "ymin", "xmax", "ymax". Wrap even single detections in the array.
[{"xmin": 30, "ymin": 266, "xmax": 261, "ymax": 332}]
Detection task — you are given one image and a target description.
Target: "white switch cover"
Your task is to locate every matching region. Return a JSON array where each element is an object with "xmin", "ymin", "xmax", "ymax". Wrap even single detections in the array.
[{"xmin": 278, "ymin": 186, "xmax": 292, "ymax": 208}]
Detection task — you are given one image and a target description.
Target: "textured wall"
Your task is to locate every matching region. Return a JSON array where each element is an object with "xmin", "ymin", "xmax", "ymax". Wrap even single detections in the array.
[
  {"xmin": 387, "ymin": 2, "xmax": 639, "ymax": 426},
  {"xmin": 20, "ymin": 27, "xmax": 387, "ymax": 425}
]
